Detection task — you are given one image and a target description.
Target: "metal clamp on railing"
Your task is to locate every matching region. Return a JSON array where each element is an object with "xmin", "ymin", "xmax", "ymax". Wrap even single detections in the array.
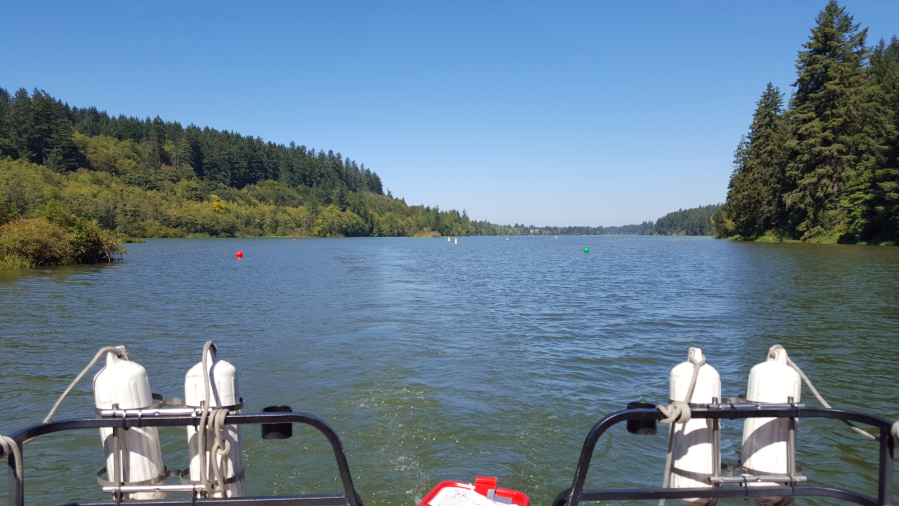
[
  {"xmin": 709, "ymin": 474, "xmax": 808, "ymax": 485},
  {"xmin": 96, "ymin": 397, "xmax": 244, "ymax": 418},
  {"xmin": 97, "ymin": 466, "xmax": 191, "ymax": 495},
  {"xmin": 709, "ymin": 402, "xmax": 807, "ymax": 410},
  {"xmin": 101, "ymin": 484, "xmax": 206, "ymax": 495},
  {"xmin": 706, "ymin": 462, "xmax": 807, "ymax": 485}
]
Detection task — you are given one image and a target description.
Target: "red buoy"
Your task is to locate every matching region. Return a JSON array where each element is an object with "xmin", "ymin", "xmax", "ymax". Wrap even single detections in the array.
[
  {"xmin": 293, "ymin": 239, "xmax": 296, "ymax": 241},
  {"xmin": 236, "ymin": 251, "xmax": 243, "ymax": 259}
]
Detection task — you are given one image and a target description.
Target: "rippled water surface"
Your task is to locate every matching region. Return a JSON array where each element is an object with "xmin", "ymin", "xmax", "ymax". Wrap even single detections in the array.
[{"xmin": 0, "ymin": 236, "xmax": 897, "ymax": 506}]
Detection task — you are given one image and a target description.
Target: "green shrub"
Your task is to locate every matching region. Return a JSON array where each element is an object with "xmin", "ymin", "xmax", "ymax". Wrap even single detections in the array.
[
  {"xmin": 69, "ymin": 217, "xmax": 124, "ymax": 263},
  {"xmin": 0, "ymin": 255, "xmax": 34, "ymax": 269},
  {"xmin": 0, "ymin": 218, "xmax": 73, "ymax": 265},
  {"xmin": 40, "ymin": 201, "xmax": 124, "ymax": 263},
  {"xmin": 0, "ymin": 198, "xmax": 18, "ymax": 226},
  {"xmin": 0, "ymin": 202, "xmax": 125, "ymax": 268},
  {"xmin": 313, "ymin": 205, "xmax": 367, "ymax": 237}
]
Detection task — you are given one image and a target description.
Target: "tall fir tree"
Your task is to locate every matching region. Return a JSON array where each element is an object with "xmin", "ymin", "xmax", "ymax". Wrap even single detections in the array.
[
  {"xmin": 0, "ymin": 88, "xmax": 13, "ymax": 159},
  {"xmin": 723, "ymin": 83, "xmax": 789, "ymax": 237},
  {"xmin": 852, "ymin": 37, "xmax": 899, "ymax": 240},
  {"xmin": 839, "ymin": 37, "xmax": 897, "ymax": 241},
  {"xmin": 785, "ymin": 0, "xmax": 868, "ymax": 239}
]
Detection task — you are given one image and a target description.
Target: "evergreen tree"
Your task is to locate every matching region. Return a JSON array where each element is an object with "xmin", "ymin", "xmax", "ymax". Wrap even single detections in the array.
[
  {"xmin": 839, "ymin": 40, "xmax": 894, "ymax": 241},
  {"xmin": 723, "ymin": 84, "xmax": 789, "ymax": 237},
  {"xmin": 0, "ymin": 88, "xmax": 13, "ymax": 158},
  {"xmin": 45, "ymin": 117, "xmax": 81, "ymax": 172},
  {"xmin": 184, "ymin": 125, "xmax": 205, "ymax": 177},
  {"xmin": 850, "ymin": 37, "xmax": 899, "ymax": 240},
  {"xmin": 785, "ymin": 0, "xmax": 868, "ymax": 238}
]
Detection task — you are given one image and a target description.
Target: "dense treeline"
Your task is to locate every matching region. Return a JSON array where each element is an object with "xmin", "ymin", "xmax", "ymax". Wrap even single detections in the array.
[
  {"xmin": 0, "ymin": 88, "xmax": 525, "ymax": 239},
  {"xmin": 0, "ymin": 157, "xmax": 523, "ymax": 239},
  {"xmin": 0, "ymin": 88, "xmax": 384, "ymax": 194},
  {"xmin": 520, "ymin": 205, "xmax": 720, "ymax": 236},
  {"xmin": 653, "ymin": 204, "xmax": 722, "ymax": 235},
  {"xmin": 716, "ymin": 1, "xmax": 899, "ymax": 244},
  {"xmin": 519, "ymin": 222, "xmax": 655, "ymax": 236}
]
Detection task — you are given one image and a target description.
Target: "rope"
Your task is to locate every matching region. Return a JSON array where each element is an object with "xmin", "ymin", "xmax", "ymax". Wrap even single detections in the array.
[
  {"xmin": 2, "ymin": 346, "xmax": 128, "ymax": 493},
  {"xmin": 196, "ymin": 341, "xmax": 231, "ymax": 498},
  {"xmin": 658, "ymin": 402, "xmax": 692, "ymax": 425},
  {"xmin": 210, "ymin": 409, "xmax": 231, "ymax": 491},
  {"xmin": 657, "ymin": 351, "xmax": 706, "ymax": 506},
  {"xmin": 22, "ymin": 347, "xmax": 127, "ymax": 445},
  {"xmin": 43, "ymin": 347, "xmax": 125, "ymax": 424},
  {"xmin": 768, "ymin": 345, "xmax": 876, "ymax": 441},
  {"xmin": 0, "ymin": 435, "xmax": 23, "ymax": 484}
]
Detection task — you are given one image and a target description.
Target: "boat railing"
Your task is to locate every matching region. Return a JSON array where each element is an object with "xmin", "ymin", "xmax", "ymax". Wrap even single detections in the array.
[
  {"xmin": 4, "ymin": 410, "xmax": 362, "ymax": 506},
  {"xmin": 5, "ymin": 404, "xmax": 896, "ymax": 506},
  {"xmin": 551, "ymin": 403, "xmax": 895, "ymax": 506}
]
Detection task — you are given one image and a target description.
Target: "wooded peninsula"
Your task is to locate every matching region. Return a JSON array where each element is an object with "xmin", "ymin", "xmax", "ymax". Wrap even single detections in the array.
[{"xmin": 714, "ymin": 2, "xmax": 899, "ymax": 245}]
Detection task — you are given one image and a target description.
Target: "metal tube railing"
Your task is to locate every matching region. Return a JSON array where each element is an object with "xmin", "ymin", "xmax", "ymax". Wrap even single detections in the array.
[
  {"xmin": 4, "ymin": 405, "xmax": 896, "ymax": 506},
  {"xmin": 552, "ymin": 405, "xmax": 896, "ymax": 506},
  {"xmin": 5, "ymin": 411, "xmax": 362, "ymax": 506}
]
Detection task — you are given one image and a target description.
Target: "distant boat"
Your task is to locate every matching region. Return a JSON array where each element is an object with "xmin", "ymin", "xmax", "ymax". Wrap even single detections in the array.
[
  {"xmin": 505, "ymin": 238, "xmax": 510, "ymax": 241},
  {"xmin": 454, "ymin": 237, "xmax": 458, "ymax": 245},
  {"xmin": 448, "ymin": 237, "xmax": 451, "ymax": 242}
]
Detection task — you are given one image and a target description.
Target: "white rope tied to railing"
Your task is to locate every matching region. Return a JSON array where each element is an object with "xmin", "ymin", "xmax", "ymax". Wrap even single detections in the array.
[
  {"xmin": 44, "ymin": 346, "xmax": 125, "ymax": 424},
  {"xmin": 3, "ymin": 346, "xmax": 128, "ymax": 492},
  {"xmin": 657, "ymin": 352, "xmax": 706, "ymax": 506},
  {"xmin": 196, "ymin": 341, "xmax": 231, "ymax": 498},
  {"xmin": 658, "ymin": 401, "xmax": 692, "ymax": 425},
  {"xmin": 768, "ymin": 345, "xmax": 876, "ymax": 441},
  {"xmin": 24, "ymin": 347, "xmax": 127, "ymax": 445},
  {"xmin": 0, "ymin": 435, "xmax": 22, "ymax": 483}
]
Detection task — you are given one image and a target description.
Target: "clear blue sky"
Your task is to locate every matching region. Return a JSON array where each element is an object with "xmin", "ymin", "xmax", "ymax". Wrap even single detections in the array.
[{"xmin": 2, "ymin": 1, "xmax": 897, "ymax": 227}]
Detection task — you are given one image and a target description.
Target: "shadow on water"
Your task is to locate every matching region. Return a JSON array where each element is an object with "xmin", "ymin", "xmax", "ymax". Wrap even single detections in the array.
[{"xmin": 0, "ymin": 262, "xmax": 118, "ymax": 283}]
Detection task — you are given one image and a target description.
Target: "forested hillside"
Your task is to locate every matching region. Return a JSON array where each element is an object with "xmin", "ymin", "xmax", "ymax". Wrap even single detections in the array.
[
  {"xmin": 0, "ymin": 88, "xmax": 384, "ymax": 194},
  {"xmin": 518, "ymin": 222, "xmax": 654, "ymax": 235},
  {"xmin": 716, "ymin": 1, "xmax": 899, "ymax": 244},
  {"xmin": 0, "ymin": 88, "xmax": 522, "ymax": 238},
  {"xmin": 0, "ymin": 87, "xmax": 727, "ymax": 243},
  {"xmin": 654, "ymin": 205, "xmax": 722, "ymax": 235}
]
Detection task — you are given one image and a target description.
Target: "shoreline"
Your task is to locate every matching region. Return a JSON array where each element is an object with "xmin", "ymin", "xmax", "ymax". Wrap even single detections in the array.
[{"xmin": 724, "ymin": 232, "xmax": 897, "ymax": 246}]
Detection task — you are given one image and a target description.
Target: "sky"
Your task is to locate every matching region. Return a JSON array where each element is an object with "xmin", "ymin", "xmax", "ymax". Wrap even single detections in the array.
[{"xmin": 2, "ymin": 1, "xmax": 898, "ymax": 227}]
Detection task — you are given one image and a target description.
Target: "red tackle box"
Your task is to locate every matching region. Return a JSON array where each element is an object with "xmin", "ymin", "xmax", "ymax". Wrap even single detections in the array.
[{"xmin": 418, "ymin": 477, "xmax": 529, "ymax": 506}]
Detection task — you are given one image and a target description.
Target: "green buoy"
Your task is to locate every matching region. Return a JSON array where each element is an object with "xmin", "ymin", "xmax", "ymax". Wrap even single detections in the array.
[{"xmin": 584, "ymin": 247, "xmax": 589, "ymax": 253}]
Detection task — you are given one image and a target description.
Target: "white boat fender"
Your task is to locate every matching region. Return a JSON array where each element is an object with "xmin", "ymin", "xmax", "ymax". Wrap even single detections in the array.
[
  {"xmin": 93, "ymin": 346, "xmax": 167, "ymax": 500},
  {"xmin": 659, "ymin": 347, "xmax": 721, "ymax": 506},
  {"xmin": 741, "ymin": 345, "xmax": 801, "ymax": 506},
  {"xmin": 185, "ymin": 341, "xmax": 244, "ymax": 498}
]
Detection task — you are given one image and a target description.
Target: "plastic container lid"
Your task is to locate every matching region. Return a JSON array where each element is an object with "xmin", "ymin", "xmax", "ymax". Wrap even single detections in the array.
[{"xmin": 418, "ymin": 477, "xmax": 529, "ymax": 506}]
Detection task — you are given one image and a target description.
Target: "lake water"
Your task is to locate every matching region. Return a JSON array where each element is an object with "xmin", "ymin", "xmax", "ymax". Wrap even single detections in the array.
[{"xmin": 0, "ymin": 236, "xmax": 897, "ymax": 506}]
